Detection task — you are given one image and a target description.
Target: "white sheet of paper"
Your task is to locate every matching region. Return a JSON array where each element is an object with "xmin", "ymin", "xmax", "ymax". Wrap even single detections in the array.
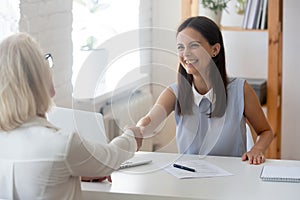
[{"xmin": 164, "ymin": 159, "xmax": 233, "ymax": 179}]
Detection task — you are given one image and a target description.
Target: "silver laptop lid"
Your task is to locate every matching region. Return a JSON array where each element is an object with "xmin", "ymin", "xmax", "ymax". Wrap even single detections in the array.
[{"xmin": 46, "ymin": 107, "xmax": 108, "ymax": 144}]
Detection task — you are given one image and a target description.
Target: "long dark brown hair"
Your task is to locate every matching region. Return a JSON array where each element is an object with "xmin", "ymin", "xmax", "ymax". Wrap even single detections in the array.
[{"xmin": 176, "ymin": 16, "xmax": 228, "ymax": 117}]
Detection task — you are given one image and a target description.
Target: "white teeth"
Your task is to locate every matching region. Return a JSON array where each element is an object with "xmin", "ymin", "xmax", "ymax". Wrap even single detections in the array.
[{"xmin": 185, "ymin": 59, "xmax": 197, "ymax": 64}]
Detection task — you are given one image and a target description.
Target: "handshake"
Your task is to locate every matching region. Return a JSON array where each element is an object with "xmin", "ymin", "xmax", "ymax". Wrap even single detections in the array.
[
  {"xmin": 129, "ymin": 105, "xmax": 168, "ymax": 151},
  {"xmin": 127, "ymin": 126, "xmax": 143, "ymax": 151},
  {"xmin": 128, "ymin": 105, "xmax": 168, "ymax": 150},
  {"xmin": 127, "ymin": 116, "xmax": 157, "ymax": 151},
  {"xmin": 127, "ymin": 115, "xmax": 152, "ymax": 151}
]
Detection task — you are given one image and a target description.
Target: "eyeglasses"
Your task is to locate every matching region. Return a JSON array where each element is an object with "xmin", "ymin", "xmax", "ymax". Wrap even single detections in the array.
[{"xmin": 44, "ymin": 53, "xmax": 53, "ymax": 68}]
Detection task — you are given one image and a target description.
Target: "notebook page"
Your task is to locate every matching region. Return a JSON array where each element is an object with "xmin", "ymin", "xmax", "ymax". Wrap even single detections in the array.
[{"xmin": 260, "ymin": 165, "xmax": 300, "ymax": 183}]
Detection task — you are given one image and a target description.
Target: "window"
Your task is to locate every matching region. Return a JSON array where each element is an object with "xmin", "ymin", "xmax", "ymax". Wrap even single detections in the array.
[
  {"xmin": 0, "ymin": 0, "xmax": 19, "ymax": 39},
  {"xmin": 72, "ymin": 0, "xmax": 149, "ymax": 98}
]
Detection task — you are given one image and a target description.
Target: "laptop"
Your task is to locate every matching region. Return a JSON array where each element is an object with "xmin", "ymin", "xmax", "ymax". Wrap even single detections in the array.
[
  {"xmin": 47, "ymin": 106, "xmax": 108, "ymax": 143},
  {"xmin": 47, "ymin": 107, "xmax": 151, "ymax": 169}
]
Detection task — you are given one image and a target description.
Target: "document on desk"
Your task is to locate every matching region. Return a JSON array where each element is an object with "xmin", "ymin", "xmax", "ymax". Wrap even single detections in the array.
[{"xmin": 164, "ymin": 159, "xmax": 233, "ymax": 179}]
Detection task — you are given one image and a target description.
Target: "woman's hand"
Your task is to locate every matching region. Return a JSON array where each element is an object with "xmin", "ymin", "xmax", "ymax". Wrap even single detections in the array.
[
  {"xmin": 128, "ymin": 126, "xmax": 143, "ymax": 151},
  {"xmin": 137, "ymin": 116, "xmax": 151, "ymax": 127},
  {"xmin": 81, "ymin": 176, "xmax": 112, "ymax": 182},
  {"xmin": 242, "ymin": 147, "xmax": 265, "ymax": 165},
  {"xmin": 136, "ymin": 116, "xmax": 151, "ymax": 135}
]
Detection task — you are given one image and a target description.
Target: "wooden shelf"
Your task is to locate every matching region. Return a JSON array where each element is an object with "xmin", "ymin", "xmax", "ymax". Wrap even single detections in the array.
[
  {"xmin": 221, "ymin": 26, "xmax": 268, "ymax": 32},
  {"xmin": 181, "ymin": 0, "xmax": 283, "ymax": 159}
]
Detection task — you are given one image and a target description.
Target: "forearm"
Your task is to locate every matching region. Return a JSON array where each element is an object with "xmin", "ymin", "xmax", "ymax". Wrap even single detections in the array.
[
  {"xmin": 137, "ymin": 104, "xmax": 168, "ymax": 136},
  {"xmin": 67, "ymin": 131, "xmax": 136, "ymax": 177},
  {"xmin": 252, "ymin": 130, "xmax": 274, "ymax": 153},
  {"xmin": 242, "ymin": 129, "xmax": 274, "ymax": 164}
]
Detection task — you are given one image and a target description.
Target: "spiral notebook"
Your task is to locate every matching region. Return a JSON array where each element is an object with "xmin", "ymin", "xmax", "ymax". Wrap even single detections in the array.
[{"xmin": 260, "ymin": 165, "xmax": 300, "ymax": 183}]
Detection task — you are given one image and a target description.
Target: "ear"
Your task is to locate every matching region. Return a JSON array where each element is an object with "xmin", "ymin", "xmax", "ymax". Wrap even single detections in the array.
[{"xmin": 211, "ymin": 43, "xmax": 221, "ymax": 57}]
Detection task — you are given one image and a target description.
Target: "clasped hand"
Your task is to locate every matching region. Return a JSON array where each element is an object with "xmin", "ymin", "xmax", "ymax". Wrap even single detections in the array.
[{"xmin": 127, "ymin": 126, "xmax": 143, "ymax": 151}]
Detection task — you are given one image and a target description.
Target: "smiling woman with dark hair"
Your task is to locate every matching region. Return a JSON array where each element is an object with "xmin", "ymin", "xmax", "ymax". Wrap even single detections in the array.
[{"xmin": 137, "ymin": 16, "xmax": 273, "ymax": 165}]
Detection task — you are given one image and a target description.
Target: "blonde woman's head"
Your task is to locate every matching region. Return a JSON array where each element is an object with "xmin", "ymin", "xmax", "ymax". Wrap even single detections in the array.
[{"xmin": 0, "ymin": 33, "xmax": 54, "ymax": 131}]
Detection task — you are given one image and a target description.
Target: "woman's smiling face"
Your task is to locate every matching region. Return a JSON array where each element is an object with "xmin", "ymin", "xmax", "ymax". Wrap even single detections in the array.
[{"xmin": 177, "ymin": 27, "xmax": 215, "ymax": 76}]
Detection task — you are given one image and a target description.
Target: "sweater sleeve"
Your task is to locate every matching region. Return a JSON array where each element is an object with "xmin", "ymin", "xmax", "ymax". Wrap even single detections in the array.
[{"xmin": 65, "ymin": 130, "xmax": 137, "ymax": 177}]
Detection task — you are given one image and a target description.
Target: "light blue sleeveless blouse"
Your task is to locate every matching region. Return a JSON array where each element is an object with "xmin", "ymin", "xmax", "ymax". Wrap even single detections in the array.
[{"xmin": 170, "ymin": 78, "xmax": 246, "ymax": 157}]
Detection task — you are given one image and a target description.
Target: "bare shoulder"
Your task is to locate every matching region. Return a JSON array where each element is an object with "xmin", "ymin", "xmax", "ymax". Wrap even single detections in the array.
[{"xmin": 243, "ymin": 81, "xmax": 258, "ymax": 103}]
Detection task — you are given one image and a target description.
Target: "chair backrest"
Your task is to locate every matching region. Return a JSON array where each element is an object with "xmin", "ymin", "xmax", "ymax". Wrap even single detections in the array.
[{"xmin": 246, "ymin": 123, "xmax": 254, "ymax": 151}]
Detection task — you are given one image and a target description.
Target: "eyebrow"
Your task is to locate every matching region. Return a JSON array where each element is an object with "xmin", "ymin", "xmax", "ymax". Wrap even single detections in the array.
[
  {"xmin": 177, "ymin": 41, "xmax": 201, "ymax": 45},
  {"xmin": 189, "ymin": 41, "xmax": 201, "ymax": 44}
]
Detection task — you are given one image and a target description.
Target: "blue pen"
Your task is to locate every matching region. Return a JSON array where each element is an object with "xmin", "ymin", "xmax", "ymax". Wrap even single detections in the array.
[{"xmin": 173, "ymin": 163, "xmax": 196, "ymax": 172}]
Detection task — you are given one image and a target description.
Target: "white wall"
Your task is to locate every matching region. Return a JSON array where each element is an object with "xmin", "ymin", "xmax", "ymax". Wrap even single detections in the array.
[
  {"xmin": 223, "ymin": 30, "xmax": 268, "ymax": 79},
  {"xmin": 281, "ymin": 0, "xmax": 300, "ymax": 160},
  {"xmin": 151, "ymin": 0, "xmax": 180, "ymax": 94},
  {"xmin": 149, "ymin": 0, "xmax": 180, "ymax": 152},
  {"xmin": 19, "ymin": 0, "xmax": 73, "ymax": 108}
]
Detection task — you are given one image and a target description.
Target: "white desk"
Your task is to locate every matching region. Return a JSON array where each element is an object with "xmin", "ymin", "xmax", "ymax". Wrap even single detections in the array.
[{"xmin": 82, "ymin": 152, "xmax": 300, "ymax": 200}]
